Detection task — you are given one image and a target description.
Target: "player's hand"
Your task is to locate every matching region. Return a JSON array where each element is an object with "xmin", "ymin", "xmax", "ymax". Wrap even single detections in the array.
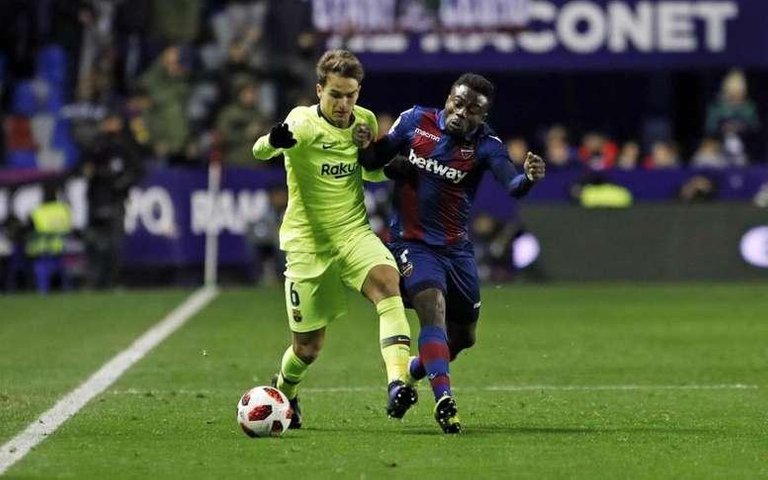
[
  {"xmin": 352, "ymin": 123, "xmax": 373, "ymax": 149},
  {"xmin": 523, "ymin": 151, "xmax": 546, "ymax": 182},
  {"xmin": 383, "ymin": 154, "xmax": 415, "ymax": 181},
  {"xmin": 268, "ymin": 122, "xmax": 297, "ymax": 149}
]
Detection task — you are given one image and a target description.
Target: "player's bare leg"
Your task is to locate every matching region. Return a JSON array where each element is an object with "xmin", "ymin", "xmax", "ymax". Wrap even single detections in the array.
[
  {"xmin": 410, "ymin": 288, "xmax": 461, "ymax": 433},
  {"xmin": 273, "ymin": 328, "xmax": 326, "ymax": 429},
  {"xmin": 361, "ymin": 265, "xmax": 416, "ymax": 418}
]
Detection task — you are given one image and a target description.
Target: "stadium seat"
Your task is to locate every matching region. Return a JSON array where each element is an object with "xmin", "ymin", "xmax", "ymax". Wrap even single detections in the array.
[
  {"xmin": 51, "ymin": 121, "xmax": 79, "ymax": 167},
  {"xmin": 6, "ymin": 150, "xmax": 38, "ymax": 169},
  {"xmin": 12, "ymin": 81, "xmax": 38, "ymax": 116},
  {"xmin": 51, "ymin": 120, "xmax": 73, "ymax": 147},
  {"xmin": 60, "ymin": 143, "xmax": 79, "ymax": 168},
  {"xmin": 37, "ymin": 149, "xmax": 66, "ymax": 171},
  {"xmin": 31, "ymin": 114, "xmax": 56, "ymax": 149},
  {"xmin": 36, "ymin": 45, "xmax": 67, "ymax": 85},
  {"xmin": 43, "ymin": 82, "xmax": 65, "ymax": 112}
]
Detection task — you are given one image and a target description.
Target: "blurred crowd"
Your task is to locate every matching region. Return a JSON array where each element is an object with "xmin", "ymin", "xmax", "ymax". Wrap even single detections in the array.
[
  {"xmin": 0, "ymin": 0, "xmax": 321, "ymax": 171},
  {"xmin": 502, "ymin": 69, "xmax": 761, "ymax": 174},
  {"xmin": 0, "ymin": 0, "xmax": 765, "ymax": 291}
]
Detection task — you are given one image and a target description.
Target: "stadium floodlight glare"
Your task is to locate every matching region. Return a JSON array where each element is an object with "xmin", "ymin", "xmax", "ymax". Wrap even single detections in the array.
[{"xmin": 739, "ymin": 226, "xmax": 768, "ymax": 268}]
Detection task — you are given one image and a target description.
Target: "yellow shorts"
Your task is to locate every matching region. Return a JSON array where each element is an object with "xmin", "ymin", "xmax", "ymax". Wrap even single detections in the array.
[{"xmin": 283, "ymin": 230, "xmax": 398, "ymax": 333}]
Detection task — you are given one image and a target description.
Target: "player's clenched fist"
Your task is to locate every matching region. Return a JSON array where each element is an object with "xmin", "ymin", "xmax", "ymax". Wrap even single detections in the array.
[
  {"xmin": 268, "ymin": 122, "xmax": 297, "ymax": 149},
  {"xmin": 352, "ymin": 123, "xmax": 372, "ymax": 149},
  {"xmin": 524, "ymin": 151, "xmax": 546, "ymax": 182}
]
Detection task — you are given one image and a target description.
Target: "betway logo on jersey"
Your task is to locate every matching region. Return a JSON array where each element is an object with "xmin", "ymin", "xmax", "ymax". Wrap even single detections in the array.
[
  {"xmin": 407, "ymin": 150, "xmax": 468, "ymax": 184},
  {"xmin": 321, "ymin": 162, "xmax": 358, "ymax": 179}
]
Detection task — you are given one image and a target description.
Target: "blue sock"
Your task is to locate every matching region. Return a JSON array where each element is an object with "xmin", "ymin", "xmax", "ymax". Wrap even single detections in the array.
[{"xmin": 418, "ymin": 325, "xmax": 452, "ymax": 401}]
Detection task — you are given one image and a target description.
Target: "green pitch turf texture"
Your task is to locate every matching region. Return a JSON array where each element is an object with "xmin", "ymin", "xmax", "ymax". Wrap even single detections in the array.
[{"xmin": 1, "ymin": 284, "xmax": 766, "ymax": 479}]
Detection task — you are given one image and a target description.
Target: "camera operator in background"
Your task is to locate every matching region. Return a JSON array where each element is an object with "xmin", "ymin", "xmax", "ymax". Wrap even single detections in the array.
[{"xmin": 81, "ymin": 109, "xmax": 143, "ymax": 289}]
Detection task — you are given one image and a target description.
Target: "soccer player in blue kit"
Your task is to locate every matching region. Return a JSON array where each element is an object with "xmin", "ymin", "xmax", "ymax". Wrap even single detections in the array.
[{"xmin": 357, "ymin": 73, "xmax": 546, "ymax": 433}]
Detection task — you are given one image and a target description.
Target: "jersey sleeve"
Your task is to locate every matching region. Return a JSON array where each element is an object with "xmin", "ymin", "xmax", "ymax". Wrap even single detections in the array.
[
  {"xmin": 252, "ymin": 107, "xmax": 315, "ymax": 161},
  {"xmin": 385, "ymin": 107, "xmax": 417, "ymax": 149},
  {"xmin": 482, "ymin": 135, "xmax": 534, "ymax": 199},
  {"xmin": 366, "ymin": 110, "xmax": 379, "ymax": 141}
]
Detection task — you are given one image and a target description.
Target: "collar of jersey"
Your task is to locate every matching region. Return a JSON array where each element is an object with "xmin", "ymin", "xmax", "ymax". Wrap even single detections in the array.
[{"xmin": 316, "ymin": 104, "xmax": 356, "ymax": 129}]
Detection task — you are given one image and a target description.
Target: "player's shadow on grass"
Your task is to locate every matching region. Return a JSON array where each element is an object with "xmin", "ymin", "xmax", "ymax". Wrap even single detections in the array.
[
  {"xmin": 294, "ymin": 425, "xmax": 715, "ymax": 437},
  {"xmin": 409, "ymin": 425, "xmax": 715, "ymax": 435},
  {"xmin": 402, "ymin": 425, "xmax": 717, "ymax": 436}
]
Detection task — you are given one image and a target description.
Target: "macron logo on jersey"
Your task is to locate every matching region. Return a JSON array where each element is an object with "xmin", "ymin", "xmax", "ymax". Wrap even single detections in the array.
[
  {"xmin": 414, "ymin": 127, "xmax": 440, "ymax": 143},
  {"xmin": 321, "ymin": 162, "xmax": 358, "ymax": 179},
  {"xmin": 407, "ymin": 149, "xmax": 468, "ymax": 184}
]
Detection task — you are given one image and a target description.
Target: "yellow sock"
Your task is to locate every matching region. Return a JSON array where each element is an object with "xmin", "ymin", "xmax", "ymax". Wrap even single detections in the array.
[
  {"xmin": 377, "ymin": 296, "xmax": 411, "ymax": 383},
  {"xmin": 276, "ymin": 346, "xmax": 309, "ymax": 399}
]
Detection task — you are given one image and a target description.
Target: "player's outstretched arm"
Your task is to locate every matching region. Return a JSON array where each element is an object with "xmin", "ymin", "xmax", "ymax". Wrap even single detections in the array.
[
  {"xmin": 488, "ymin": 144, "xmax": 546, "ymax": 198},
  {"xmin": 252, "ymin": 122, "xmax": 299, "ymax": 161},
  {"xmin": 357, "ymin": 136, "xmax": 400, "ymax": 171}
]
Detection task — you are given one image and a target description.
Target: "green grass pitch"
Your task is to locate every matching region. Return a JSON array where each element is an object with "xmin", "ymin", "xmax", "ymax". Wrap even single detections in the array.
[{"xmin": 1, "ymin": 284, "xmax": 766, "ymax": 479}]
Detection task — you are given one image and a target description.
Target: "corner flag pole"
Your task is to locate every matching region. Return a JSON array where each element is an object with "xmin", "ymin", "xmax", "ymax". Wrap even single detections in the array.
[{"xmin": 204, "ymin": 157, "xmax": 222, "ymax": 287}]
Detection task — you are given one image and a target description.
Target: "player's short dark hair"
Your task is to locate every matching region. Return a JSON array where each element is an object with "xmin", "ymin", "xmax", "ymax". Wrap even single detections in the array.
[
  {"xmin": 452, "ymin": 73, "xmax": 495, "ymax": 104},
  {"xmin": 316, "ymin": 50, "xmax": 365, "ymax": 86}
]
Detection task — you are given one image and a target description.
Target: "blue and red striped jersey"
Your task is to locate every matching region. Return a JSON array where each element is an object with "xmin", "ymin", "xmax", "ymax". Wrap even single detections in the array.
[{"xmin": 386, "ymin": 106, "xmax": 532, "ymax": 247}]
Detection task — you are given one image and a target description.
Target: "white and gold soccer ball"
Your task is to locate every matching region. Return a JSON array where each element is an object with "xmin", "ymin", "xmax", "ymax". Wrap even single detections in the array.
[{"xmin": 236, "ymin": 386, "xmax": 292, "ymax": 437}]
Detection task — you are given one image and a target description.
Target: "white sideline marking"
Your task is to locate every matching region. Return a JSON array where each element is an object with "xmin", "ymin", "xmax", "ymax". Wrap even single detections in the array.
[
  {"xmin": 0, "ymin": 287, "xmax": 218, "ymax": 476},
  {"xmin": 108, "ymin": 383, "xmax": 758, "ymax": 396}
]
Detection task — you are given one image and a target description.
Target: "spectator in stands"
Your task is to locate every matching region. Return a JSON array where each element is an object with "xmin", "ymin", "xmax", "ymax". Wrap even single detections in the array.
[
  {"xmin": 644, "ymin": 140, "xmax": 680, "ymax": 169},
  {"xmin": 1, "ymin": 213, "xmax": 28, "ymax": 291},
  {"xmin": 679, "ymin": 174, "xmax": 718, "ymax": 202},
  {"xmin": 705, "ymin": 69, "xmax": 760, "ymax": 165},
  {"xmin": 215, "ymin": 76, "xmax": 269, "ymax": 166},
  {"xmin": 245, "ymin": 185, "xmax": 287, "ymax": 285},
  {"xmin": 209, "ymin": 1, "xmax": 268, "ymax": 74},
  {"xmin": 25, "ymin": 183, "xmax": 73, "ymax": 294},
  {"xmin": 570, "ymin": 172, "xmax": 632, "ymax": 208},
  {"xmin": 543, "ymin": 125, "xmax": 579, "ymax": 171},
  {"xmin": 262, "ymin": 0, "xmax": 318, "ymax": 111},
  {"xmin": 139, "ymin": 45, "xmax": 191, "ymax": 163},
  {"xmin": 114, "ymin": 0, "xmax": 152, "ymax": 94},
  {"xmin": 151, "ymin": 0, "xmax": 202, "ymax": 46},
  {"xmin": 218, "ymin": 38, "xmax": 262, "ymax": 103},
  {"xmin": 691, "ymin": 137, "xmax": 728, "ymax": 168},
  {"xmin": 505, "ymin": 136, "xmax": 528, "ymax": 168},
  {"xmin": 124, "ymin": 86, "xmax": 153, "ymax": 154},
  {"xmin": 616, "ymin": 140, "xmax": 640, "ymax": 170},
  {"xmin": 0, "ymin": 0, "xmax": 41, "ymax": 78},
  {"xmin": 578, "ymin": 131, "xmax": 618, "ymax": 170},
  {"xmin": 49, "ymin": 0, "xmax": 96, "ymax": 98},
  {"xmin": 82, "ymin": 109, "xmax": 143, "ymax": 289},
  {"xmin": 754, "ymin": 182, "xmax": 768, "ymax": 208}
]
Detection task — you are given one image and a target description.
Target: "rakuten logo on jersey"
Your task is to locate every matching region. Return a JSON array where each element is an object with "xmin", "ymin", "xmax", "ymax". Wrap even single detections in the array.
[
  {"xmin": 321, "ymin": 163, "xmax": 358, "ymax": 179},
  {"xmin": 407, "ymin": 150, "xmax": 468, "ymax": 184}
]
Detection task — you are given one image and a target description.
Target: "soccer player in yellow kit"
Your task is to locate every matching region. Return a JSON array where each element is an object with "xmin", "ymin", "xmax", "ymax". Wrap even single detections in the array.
[{"xmin": 252, "ymin": 50, "xmax": 416, "ymax": 428}]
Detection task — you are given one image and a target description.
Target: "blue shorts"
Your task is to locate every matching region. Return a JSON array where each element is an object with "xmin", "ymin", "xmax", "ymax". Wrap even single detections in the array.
[{"xmin": 388, "ymin": 241, "xmax": 481, "ymax": 324}]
